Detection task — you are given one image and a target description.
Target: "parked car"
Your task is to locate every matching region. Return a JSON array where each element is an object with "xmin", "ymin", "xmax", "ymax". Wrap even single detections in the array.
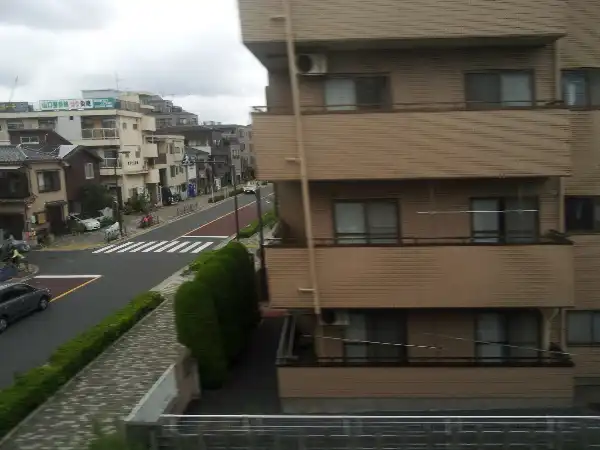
[
  {"xmin": 68, "ymin": 213, "xmax": 101, "ymax": 231},
  {"xmin": 243, "ymin": 182, "xmax": 259, "ymax": 194},
  {"xmin": 0, "ymin": 282, "xmax": 52, "ymax": 333}
]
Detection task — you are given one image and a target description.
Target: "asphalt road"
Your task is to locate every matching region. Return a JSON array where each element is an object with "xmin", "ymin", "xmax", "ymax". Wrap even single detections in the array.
[{"xmin": 0, "ymin": 187, "xmax": 273, "ymax": 389}]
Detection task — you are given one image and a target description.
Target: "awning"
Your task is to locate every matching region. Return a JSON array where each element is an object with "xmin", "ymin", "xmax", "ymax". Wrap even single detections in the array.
[{"xmin": 0, "ymin": 165, "xmax": 23, "ymax": 170}]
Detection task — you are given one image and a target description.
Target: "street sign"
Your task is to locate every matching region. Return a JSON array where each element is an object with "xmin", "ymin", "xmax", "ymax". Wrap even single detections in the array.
[
  {"xmin": 39, "ymin": 98, "xmax": 117, "ymax": 111},
  {"xmin": 0, "ymin": 102, "xmax": 29, "ymax": 113}
]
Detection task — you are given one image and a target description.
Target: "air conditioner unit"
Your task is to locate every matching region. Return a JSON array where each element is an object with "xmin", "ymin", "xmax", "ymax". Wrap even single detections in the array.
[
  {"xmin": 296, "ymin": 54, "xmax": 327, "ymax": 75},
  {"xmin": 319, "ymin": 309, "xmax": 349, "ymax": 326}
]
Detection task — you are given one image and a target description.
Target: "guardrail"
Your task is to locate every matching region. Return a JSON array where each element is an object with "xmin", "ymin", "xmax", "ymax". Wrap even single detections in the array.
[{"xmin": 176, "ymin": 202, "xmax": 200, "ymax": 217}]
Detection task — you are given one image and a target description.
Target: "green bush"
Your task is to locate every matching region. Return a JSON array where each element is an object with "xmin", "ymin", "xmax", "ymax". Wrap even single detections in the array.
[
  {"xmin": 207, "ymin": 188, "xmax": 243, "ymax": 203},
  {"xmin": 174, "ymin": 280, "xmax": 227, "ymax": 389},
  {"xmin": 0, "ymin": 291, "xmax": 164, "ymax": 439},
  {"xmin": 238, "ymin": 210, "xmax": 277, "ymax": 238}
]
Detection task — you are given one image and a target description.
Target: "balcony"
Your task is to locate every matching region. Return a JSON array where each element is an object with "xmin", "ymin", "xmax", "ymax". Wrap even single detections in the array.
[
  {"xmin": 81, "ymin": 128, "xmax": 120, "ymax": 146},
  {"xmin": 276, "ymin": 316, "xmax": 574, "ymax": 411},
  {"xmin": 239, "ymin": 0, "xmax": 565, "ymax": 50},
  {"xmin": 142, "ymin": 116, "xmax": 156, "ymax": 132},
  {"xmin": 142, "ymin": 142, "xmax": 158, "ymax": 158},
  {"xmin": 252, "ymin": 104, "xmax": 571, "ymax": 181},
  {"xmin": 145, "ymin": 168, "xmax": 160, "ymax": 184},
  {"xmin": 99, "ymin": 159, "xmax": 122, "ymax": 176},
  {"xmin": 265, "ymin": 235, "xmax": 574, "ymax": 309}
]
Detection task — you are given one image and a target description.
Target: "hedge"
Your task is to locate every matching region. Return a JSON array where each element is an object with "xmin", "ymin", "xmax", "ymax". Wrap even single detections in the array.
[
  {"xmin": 0, "ymin": 291, "xmax": 164, "ymax": 439},
  {"xmin": 207, "ymin": 187, "xmax": 243, "ymax": 203},
  {"xmin": 237, "ymin": 210, "xmax": 278, "ymax": 239},
  {"xmin": 174, "ymin": 242, "xmax": 260, "ymax": 389}
]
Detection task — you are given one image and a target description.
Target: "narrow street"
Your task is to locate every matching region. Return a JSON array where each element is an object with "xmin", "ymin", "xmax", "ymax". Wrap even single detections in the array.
[{"xmin": 0, "ymin": 188, "xmax": 273, "ymax": 388}]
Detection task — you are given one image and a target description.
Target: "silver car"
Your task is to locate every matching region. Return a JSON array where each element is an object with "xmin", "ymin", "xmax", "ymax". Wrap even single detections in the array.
[{"xmin": 0, "ymin": 282, "xmax": 51, "ymax": 333}]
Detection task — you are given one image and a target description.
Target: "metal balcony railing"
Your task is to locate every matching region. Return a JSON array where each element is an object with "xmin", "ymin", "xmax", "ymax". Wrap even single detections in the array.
[
  {"xmin": 82, "ymin": 128, "xmax": 119, "ymax": 140},
  {"xmin": 100, "ymin": 159, "xmax": 122, "ymax": 169}
]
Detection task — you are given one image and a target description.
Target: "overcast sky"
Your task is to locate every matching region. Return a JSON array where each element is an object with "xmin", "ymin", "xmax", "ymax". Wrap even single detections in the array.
[{"xmin": 0, "ymin": 0, "xmax": 266, "ymax": 124}]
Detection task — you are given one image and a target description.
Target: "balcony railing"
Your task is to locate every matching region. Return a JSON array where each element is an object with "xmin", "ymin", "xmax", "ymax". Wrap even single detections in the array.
[
  {"xmin": 82, "ymin": 128, "xmax": 119, "ymax": 140},
  {"xmin": 0, "ymin": 189, "xmax": 31, "ymax": 200},
  {"xmin": 100, "ymin": 159, "xmax": 122, "ymax": 169}
]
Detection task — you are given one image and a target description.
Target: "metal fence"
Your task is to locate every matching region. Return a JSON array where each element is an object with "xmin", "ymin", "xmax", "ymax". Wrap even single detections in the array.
[{"xmin": 154, "ymin": 415, "xmax": 600, "ymax": 450}]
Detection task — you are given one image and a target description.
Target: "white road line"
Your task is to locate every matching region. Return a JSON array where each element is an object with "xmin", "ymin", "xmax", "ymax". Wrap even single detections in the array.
[
  {"xmin": 34, "ymin": 275, "xmax": 102, "ymax": 279},
  {"xmin": 167, "ymin": 241, "xmax": 193, "ymax": 253},
  {"xmin": 141, "ymin": 241, "xmax": 170, "ymax": 252},
  {"xmin": 181, "ymin": 235, "xmax": 229, "ymax": 239},
  {"xmin": 92, "ymin": 245, "xmax": 116, "ymax": 254},
  {"xmin": 104, "ymin": 241, "xmax": 140, "ymax": 253},
  {"xmin": 116, "ymin": 241, "xmax": 147, "ymax": 253},
  {"xmin": 179, "ymin": 241, "xmax": 205, "ymax": 253},
  {"xmin": 153, "ymin": 241, "xmax": 181, "ymax": 252},
  {"xmin": 128, "ymin": 241, "xmax": 156, "ymax": 252},
  {"xmin": 191, "ymin": 242, "xmax": 214, "ymax": 253}
]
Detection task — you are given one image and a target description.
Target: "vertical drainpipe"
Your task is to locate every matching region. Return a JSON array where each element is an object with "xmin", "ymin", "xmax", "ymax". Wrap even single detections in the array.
[{"xmin": 281, "ymin": 0, "xmax": 321, "ymax": 316}]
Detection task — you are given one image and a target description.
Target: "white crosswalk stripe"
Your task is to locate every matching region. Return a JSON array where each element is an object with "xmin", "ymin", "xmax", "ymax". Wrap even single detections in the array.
[{"xmin": 92, "ymin": 239, "xmax": 215, "ymax": 255}]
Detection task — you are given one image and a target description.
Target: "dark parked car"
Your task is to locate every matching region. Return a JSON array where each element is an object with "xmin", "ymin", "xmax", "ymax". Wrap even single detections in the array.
[{"xmin": 0, "ymin": 282, "xmax": 52, "ymax": 333}]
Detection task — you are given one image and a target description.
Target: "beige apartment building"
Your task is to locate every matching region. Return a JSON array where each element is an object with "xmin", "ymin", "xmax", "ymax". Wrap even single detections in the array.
[
  {"xmin": 239, "ymin": 0, "xmax": 600, "ymax": 411},
  {"xmin": 150, "ymin": 134, "xmax": 188, "ymax": 201},
  {"xmin": 0, "ymin": 91, "xmax": 161, "ymax": 204}
]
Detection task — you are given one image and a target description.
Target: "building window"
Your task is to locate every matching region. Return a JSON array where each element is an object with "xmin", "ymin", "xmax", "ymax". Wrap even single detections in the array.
[
  {"xmin": 37, "ymin": 171, "xmax": 61, "ymax": 193},
  {"xmin": 465, "ymin": 71, "xmax": 534, "ymax": 108},
  {"xmin": 133, "ymin": 123, "xmax": 138, "ymax": 130},
  {"xmin": 333, "ymin": 200, "xmax": 399, "ymax": 244},
  {"xmin": 38, "ymin": 119, "xmax": 56, "ymax": 129},
  {"xmin": 476, "ymin": 311, "xmax": 540, "ymax": 361},
  {"xmin": 565, "ymin": 196, "xmax": 600, "ymax": 232},
  {"xmin": 84, "ymin": 163, "xmax": 94, "ymax": 179},
  {"xmin": 122, "ymin": 122, "xmax": 127, "ymax": 130},
  {"xmin": 20, "ymin": 136, "xmax": 40, "ymax": 144},
  {"xmin": 102, "ymin": 118, "xmax": 117, "ymax": 129},
  {"xmin": 562, "ymin": 69, "xmax": 600, "ymax": 107},
  {"xmin": 324, "ymin": 76, "xmax": 390, "ymax": 111},
  {"xmin": 170, "ymin": 165, "xmax": 176, "ymax": 178},
  {"xmin": 102, "ymin": 149, "xmax": 119, "ymax": 168},
  {"xmin": 135, "ymin": 147, "xmax": 141, "ymax": 158},
  {"xmin": 568, "ymin": 311, "xmax": 600, "ymax": 345},
  {"xmin": 7, "ymin": 120, "xmax": 24, "ymax": 130},
  {"xmin": 470, "ymin": 197, "xmax": 538, "ymax": 243},
  {"xmin": 344, "ymin": 310, "xmax": 407, "ymax": 363}
]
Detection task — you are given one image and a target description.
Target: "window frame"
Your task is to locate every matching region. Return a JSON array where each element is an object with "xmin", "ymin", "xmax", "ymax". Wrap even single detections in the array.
[
  {"xmin": 464, "ymin": 69, "xmax": 536, "ymax": 109},
  {"xmin": 36, "ymin": 170, "xmax": 61, "ymax": 193},
  {"xmin": 475, "ymin": 310, "xmax": 542, "ymax": 361},
  {"xmin": 565, "ymin": 196, "xmax": 600, "ymax": 233},
  {"xmin": 332, "ymin": 198, "xmax": 400, "ymax": 245},
  {"xmin": 84, "ymin": 162, "xmax": 94, "ymax": 180},
  {"xmin": 469, "ymin": 196, "xmax": 540, "ymax": 243},
  {"xmin": 324, "ymin": 74, "xmax": 392, "ymax": 111},
  {"xmin": 562, "ymin": 68, "xmax": 600, "ymax": 107},
  {"xmin": 567, "ymin": 310, "xmax": 600, "ymax": 345},
  {"xmin": 20, "ymin": 136, "xmax": 40, "ymax": 144}
]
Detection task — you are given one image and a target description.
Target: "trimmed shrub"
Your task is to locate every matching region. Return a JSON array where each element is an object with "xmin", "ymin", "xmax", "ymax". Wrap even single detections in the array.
[
  {"xmin": 0, "ymin": 291, "xmax": 164, "ymax": 440},
  {"xmin": 174, "ymin": 280, "xmax": 227, "ymax": 389},
  {"xmin": 238, "ymin": 210, "xmax": 277, "ymax": 238},
  {"xmin": 207, "ymin": 187, "xmax": 243, "ymax": 203}
]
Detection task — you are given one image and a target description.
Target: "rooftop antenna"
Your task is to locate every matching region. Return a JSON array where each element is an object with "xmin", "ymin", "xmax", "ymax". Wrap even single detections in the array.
[{"xmin": 114, "ymin": 72, "xmax": 123, "ymax": 91}]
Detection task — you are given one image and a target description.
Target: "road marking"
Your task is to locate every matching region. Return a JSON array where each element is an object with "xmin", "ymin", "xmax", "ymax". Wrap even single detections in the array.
[
  {"xmin": 49, "ymin": 276, "xmax": 102, "ymax": 303},
  {"xmin": 141, "ymin": 241, "xmax": 170, "ymax": 252},
  {"xmin": 181, "ymin": 235, "xmax": 229, "ymax": 239},
  {"xmin": 116, "ymin": 241, "xmax": 148, "ymax": 252},
  {"xmin": 153, "ymin": 241, "xmax": 181, "ymax": 252},
  {"xmin": 92, "ymin": 245, "xmax": 116, "ymax": 254},
  {"xmin": 103, "ymin": 241, "xmax": 139, "ymax": 253},
  {"xmin": 181, "ymin": 192, "xmax": 274, "ymax": 238},
  {"xmin": 191, "ymin": 242, "xmax": 214, "ymax": 253},
  {"xmin": 179, "ymin": 242, "xmax": 205, "ymax": 253},
  {"xmin": 34, "ymin": 275, "xmax": 102, "ymax": 279},
  {"xmin": 167, "ymin": 241, "xmax": 193, "ymax": 253},
  {"xmin": 129, "ymin": 241, "xmax": 156, "ymax": 252}
]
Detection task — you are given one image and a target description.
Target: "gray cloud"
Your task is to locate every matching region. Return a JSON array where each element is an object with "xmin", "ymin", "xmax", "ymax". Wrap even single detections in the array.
[{"xmin": 0, "ymin": 0, "xmax": 115, "ymax": 30}]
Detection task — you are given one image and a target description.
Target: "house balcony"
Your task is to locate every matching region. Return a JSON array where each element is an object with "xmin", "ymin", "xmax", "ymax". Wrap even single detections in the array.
[
  {"xmin": 142, "ymin": 142, "xmax": 158, "ymax": 158},
  {"xmin": 275, "ymin": 316, "xmax": 574, "ymax": 412},
  {"xmin": 81, "ymin": 128, "xmax": 120, "ymax": 146},
  {"xmin": 99, "ymin": 160, "xmax": 122, "ymax": 177},
  {"xmin": 252, "ymin": 104, "xmax": 571, "ymax": 181},
  {"xmin": 145, "ymin": 168, "xmax": 160, "ymax": 184},
  {"xmin": 265, "ymin": 234, "xmax": 574, "ymax": 309},
  {"xmin": 239, "ymin": 0, "xmax": 565, "ymax": 53},
  {"xmin": 142, "ymin": 116, "xmax": 156, "ymax": 132}
]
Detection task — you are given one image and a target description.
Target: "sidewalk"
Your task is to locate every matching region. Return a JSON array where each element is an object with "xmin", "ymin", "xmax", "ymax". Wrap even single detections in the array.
[{"xmin": 42, "ymin": 190, "xmax": 223, "ymax": 251}]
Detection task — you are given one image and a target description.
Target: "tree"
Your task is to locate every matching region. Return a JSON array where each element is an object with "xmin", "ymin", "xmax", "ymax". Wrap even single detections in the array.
[{"xmin": 80, "ymin": 185, "xmax": 113, "ymax": 215}]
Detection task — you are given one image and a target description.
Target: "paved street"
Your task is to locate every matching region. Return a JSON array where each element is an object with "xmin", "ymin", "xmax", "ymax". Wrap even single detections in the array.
[{"xmin": 0, "ymin": 188, "xmax": 273, "ymax": 389}]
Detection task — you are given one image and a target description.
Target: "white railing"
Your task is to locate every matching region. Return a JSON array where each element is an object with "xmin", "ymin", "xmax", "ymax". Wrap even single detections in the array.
[
  {"xmin": 81, "ymin": 128, "xmax": 119, "ymax": 140},
  {"xmin": 100, "ymin": 159, "xmax": 122, "ymax": 169},
  {"xmin": 155, "ymin": 415, "xmax": 600, "ymax": 449}
]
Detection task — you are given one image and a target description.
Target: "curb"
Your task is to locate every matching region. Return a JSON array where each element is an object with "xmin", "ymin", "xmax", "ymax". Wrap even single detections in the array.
[
  {"xmin": 1, "ymin": 264, "xmax": 40, "ymax": 283},
  {"xmin": 36, "ymin": 193, "xmax": 249, "ymax": 253},
  {"xmin": 0, "ymin": 267, "xmax": 189, "ymax": 448}
]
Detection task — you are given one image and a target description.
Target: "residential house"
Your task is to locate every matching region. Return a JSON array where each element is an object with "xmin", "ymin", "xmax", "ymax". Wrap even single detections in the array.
[
  {"xmin": 0, "ymin": 145, "xmax": 68, "ymax": 242},
  {"xmin": 149, "ymin": 134, "xmax": 187, "ymax": 203},
  {"xmin": 138, "ymin": 94, "xmax": 199, "ymax": 128},
  {"xmin": 183, "ymin": 146, "xmax": 210, "ymax": 194},
  {"xmin": 238, "ymin": 0, "xmax": 588, "ymax": 411}
]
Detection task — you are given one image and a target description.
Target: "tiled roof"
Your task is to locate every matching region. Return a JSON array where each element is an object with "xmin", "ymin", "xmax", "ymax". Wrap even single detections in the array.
[{"xmin": 0, "ymin": 145, "xmax": 61, "ymax": 164}]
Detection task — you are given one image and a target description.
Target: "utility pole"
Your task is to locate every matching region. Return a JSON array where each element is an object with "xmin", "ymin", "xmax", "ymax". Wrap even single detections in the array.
[
  {"xmin": 255, "ymin": 185, "xmax": 266, "ymax": 293},
  {"xmin": 231, "ymin": 164, "xmax": 240, "ymax": 240}
]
